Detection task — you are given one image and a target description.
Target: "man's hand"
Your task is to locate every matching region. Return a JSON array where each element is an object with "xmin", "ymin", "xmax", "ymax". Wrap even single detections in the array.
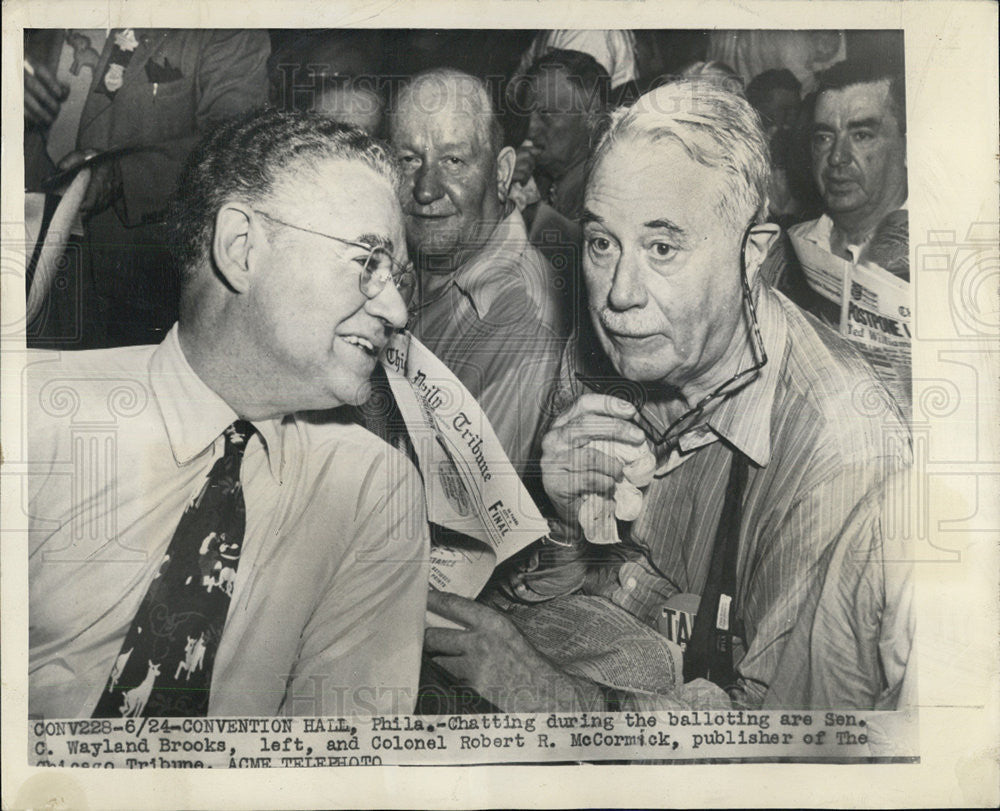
[
  {"xmin": 56, "ymin": 150, "xmax": 121, "ymax": 216},
  {"xmin": 540, "ymin": 393, "xmax": 647, "ymax": 526},
  {"xmin": 424, "ymin": 590, "xmax": 606, "ymax": 712},
  {"xmin": 25, "ymin": 63, "xmax": 68, "ymax": 128}
]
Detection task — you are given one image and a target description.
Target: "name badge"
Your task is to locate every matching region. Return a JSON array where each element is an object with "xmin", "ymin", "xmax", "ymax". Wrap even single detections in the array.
[{"xmin": 657, "ymin": 592, "xmax": 700, "ymax": 651}]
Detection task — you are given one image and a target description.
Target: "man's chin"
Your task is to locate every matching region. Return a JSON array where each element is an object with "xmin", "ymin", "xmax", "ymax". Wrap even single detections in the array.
[
  {"xmin": 342, "ymin": 377, "xmax": 374, "ymax": 407},
  {"xmin": 822, "ymin": 190, "xmax": 867, "ymax": 214},
  {"xmin": 310, "ymin": 375, "xmax": 374, "ymax": 411},
  {"xmin": 406, "ymin": 219, "xmax": 459, "ymax": 248},
  {"xmin": 607, "ymin": 348, "xmax": 676, "ymax": 387},
  {"xmin": 411, "ymin": 242, "xmax": 461, "ymax": 271},
  {"xmin": 614, "ymin": 364, "xmax": 674, "ymax": 386}
]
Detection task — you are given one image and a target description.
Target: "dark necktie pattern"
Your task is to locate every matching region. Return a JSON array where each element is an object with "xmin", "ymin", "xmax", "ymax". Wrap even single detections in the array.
[{"xmin": 93, "ymin": 420, "xmax": 255, "ymax": 717}]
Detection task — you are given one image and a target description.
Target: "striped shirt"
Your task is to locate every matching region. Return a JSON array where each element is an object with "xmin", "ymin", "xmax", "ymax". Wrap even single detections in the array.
[
  {"xmin": 519, "ymin": 283, "xmax": 912, "ymax": 710},
  {"xmin": 410, "ymin": 208, "xmax": 567, "ymax": 473}
]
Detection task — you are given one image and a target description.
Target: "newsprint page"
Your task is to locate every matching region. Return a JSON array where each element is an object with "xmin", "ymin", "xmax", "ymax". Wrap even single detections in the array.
[{"xmin": 1, "ymin": 0, "xmax": 998, "ymax": 808}]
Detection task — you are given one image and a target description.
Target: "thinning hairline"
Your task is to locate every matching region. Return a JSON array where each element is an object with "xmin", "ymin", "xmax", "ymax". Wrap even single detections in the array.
[
  {"xmin": 268, "ymin": 151, "xmax": 398, "ymax": 199},
  {"xmin": 391, "ymin": 72, "xmax": 501, "ymax": 152},
  {"xmin": 257, "ymin": 156, "xmax": 400, "ymax": 247},
  {"xmin": 587, "ymin": 132, "xmax": 759, "ymax": 231}
]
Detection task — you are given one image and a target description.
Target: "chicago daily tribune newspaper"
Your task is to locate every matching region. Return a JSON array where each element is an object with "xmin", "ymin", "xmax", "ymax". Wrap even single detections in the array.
[{"xmin": 2, "ymin": 1, "xmax": 998, "ymax": 808}]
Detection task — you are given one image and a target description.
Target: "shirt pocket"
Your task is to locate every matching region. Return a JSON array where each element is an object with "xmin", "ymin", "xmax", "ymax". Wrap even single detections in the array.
[{"xmin": 147, "ymin": 76, "xmax": 195, "ymax": 139}]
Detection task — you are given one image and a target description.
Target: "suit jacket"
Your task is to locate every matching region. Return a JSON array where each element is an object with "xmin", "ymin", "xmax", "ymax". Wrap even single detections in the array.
[{"xmin": 77, "ymin": 29, "xmax": 269, "ymax": 311}]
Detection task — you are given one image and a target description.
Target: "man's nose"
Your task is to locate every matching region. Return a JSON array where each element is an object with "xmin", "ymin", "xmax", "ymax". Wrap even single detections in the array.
[
  {"xmin": 606, "ymin": 251, "xmax": 648, "ymax": 312},
  {"xmin": 827, "ymin": 133, "xmax": 852, "ymax": 167},
  {"xmin": 366, "ymin": 278, "xmax": 410, "ymax": 331},
  {"xmin": 412, "ymin": 162, "xmax": 445, "ymax": 206}
]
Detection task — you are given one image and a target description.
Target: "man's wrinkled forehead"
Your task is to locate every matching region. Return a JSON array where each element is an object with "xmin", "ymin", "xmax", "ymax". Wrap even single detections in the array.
[
  {"xmin": 586, "ymin": 135, "xmax": 728, "ymax": 231},
  {"xmin": 815, "ymin": 79, "xmax": 899, "ymax": 130},
  {"xmin": 267, "ymin": 156, "xmax": 402, "ymax": 238},
  {"xmin": 394, "ymin": 74, "xmax": 494, "ymax": 144}
]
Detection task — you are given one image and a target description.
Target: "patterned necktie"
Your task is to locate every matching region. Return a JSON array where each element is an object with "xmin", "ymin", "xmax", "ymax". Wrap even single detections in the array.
[{"xmin": 93, "ymin": 420, "xmax": 255, "ymax": 718}]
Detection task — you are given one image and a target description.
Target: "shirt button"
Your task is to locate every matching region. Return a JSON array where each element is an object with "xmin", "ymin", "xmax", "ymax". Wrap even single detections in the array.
[{"xmin": 624, "ymin": 576, "xmax": 638, "ymax": 591}]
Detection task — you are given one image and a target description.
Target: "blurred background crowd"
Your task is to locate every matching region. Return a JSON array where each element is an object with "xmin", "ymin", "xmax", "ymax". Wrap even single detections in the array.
[{"xmin": 23, "ymin": 27, "xmax": 905, "ymax": 350}]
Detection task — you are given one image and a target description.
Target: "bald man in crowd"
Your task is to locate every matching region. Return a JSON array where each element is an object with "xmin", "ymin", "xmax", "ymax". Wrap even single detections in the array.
[{"xmin": 388, "ymin": 68, "xmax": 567, "ymax": 473}]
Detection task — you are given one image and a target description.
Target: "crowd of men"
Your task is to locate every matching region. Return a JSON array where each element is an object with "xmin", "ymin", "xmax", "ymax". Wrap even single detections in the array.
[{"xmin": 25, "ymin": 28, "xmax": 913, "ymax": 721}]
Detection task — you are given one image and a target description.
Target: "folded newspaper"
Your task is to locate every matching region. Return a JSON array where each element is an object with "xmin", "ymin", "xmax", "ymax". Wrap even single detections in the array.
[
  {"xmin": 381, "ymin": 333, "xmax": 689, "ymax": 696},
  {"xmin": 789, "ymin": 231, "xmax": 912, "ymax": 420},
  {"xmin": 381, "ymin": 332, "xmax": 551, "ymax": 617}
]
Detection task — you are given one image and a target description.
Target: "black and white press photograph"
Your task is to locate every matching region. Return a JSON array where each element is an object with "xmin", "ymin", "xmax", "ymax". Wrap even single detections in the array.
[{"xmin": 2, "ymin": 1, "xmax": 998, "ymax": 809}]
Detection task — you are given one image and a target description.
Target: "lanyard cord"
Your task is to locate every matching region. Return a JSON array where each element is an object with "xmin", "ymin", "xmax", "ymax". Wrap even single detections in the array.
[{"xmin": 683, "ymin": 451, "xmax": 749, "ymax": 689}]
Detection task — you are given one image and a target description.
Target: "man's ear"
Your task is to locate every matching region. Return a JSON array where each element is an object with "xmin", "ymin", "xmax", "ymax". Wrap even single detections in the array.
[
  {"xmin": 211, "ymin": 204, "xmax": 254, "ymax": 294},
  {"xmin": 743, "ymin": 222, "xmax": 780, "ymax": 285},
  {"xmin": 495, "ymin": 145, "xmax": 517, "ymax": 202}
]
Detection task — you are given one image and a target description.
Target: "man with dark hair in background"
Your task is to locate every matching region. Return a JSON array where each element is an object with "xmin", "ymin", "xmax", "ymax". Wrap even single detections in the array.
[
  {"xmin": 514, "ymin": 48, "xmax": 612, "ymax": 222},
  {"xmin": 746, "ymin": 68, "xmax": 804, "ymax": 225},
  {"xmin": 505, "ymin": 49, "xmax": 613, "ymax": 336},
  {"xmin": 789, "ymin": 59, "xmax": 909, "ymax": 280},
  {"xmin": 746, "ymin": 68, "xmax": 802, "ymax": 131},
  {"xmin": 28, "ymin": 109, "xmax": 429, "ymax": 719}
]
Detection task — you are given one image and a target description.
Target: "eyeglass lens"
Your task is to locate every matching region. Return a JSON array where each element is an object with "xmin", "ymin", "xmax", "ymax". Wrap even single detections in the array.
[{"xmin": 361, "ymin": 249, "xmax": 416, "ymax": 306}]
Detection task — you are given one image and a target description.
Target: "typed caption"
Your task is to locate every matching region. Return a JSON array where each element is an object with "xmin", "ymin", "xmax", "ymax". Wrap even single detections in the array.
[{"xmin": 29, "ymin": 709, "xmax": 916, "ymax": 768}]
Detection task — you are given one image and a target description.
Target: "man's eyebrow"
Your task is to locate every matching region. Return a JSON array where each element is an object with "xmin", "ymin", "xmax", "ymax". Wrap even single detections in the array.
[
  {"xmin": 846, "ymin": 116, "xmax": 882, "ymax": 130},
  {"xmin": 354, "ymin": 233, "xmax": 394, "ymax": 252},
  {"xmin": 580, "ymin": 211, "xmax": 688, "ymax": 242},
  {"xmin": 812, "ymin": 117, "xmax": 883, "ymax": 134},
  {"xmin": 435, "ymin": 141, "xmax": 475, "ymax": 155},
  {"xmin": 643, "ymin": 218, "xmax": 687, "ymax": 239}
]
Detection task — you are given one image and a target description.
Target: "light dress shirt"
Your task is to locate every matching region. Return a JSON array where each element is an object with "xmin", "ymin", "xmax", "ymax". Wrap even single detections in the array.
[
  {"xmin": 789, "ymin": 201, "xmax": 909, "ymax": 265},
  {"xmin": 28, "ymin": 326, "xmax": 429, "ymax": 718}
]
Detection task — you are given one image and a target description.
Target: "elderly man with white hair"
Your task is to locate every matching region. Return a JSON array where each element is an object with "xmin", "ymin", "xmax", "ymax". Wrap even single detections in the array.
[
  {"xmin": 389, "ymin": 68, "xmax": 566, "ymax": 473},
  {"xmin": 426, "ymin": 79, "xmax": 913, "ymax": 713}
]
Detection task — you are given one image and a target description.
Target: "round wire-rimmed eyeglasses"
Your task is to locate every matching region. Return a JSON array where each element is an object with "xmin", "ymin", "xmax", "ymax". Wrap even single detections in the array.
[{"xmin": 253, "ymin": 209, "xmax": 417, "ymax": 308}]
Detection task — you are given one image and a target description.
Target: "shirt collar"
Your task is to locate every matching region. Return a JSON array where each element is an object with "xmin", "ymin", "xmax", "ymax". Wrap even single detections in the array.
[
  {"xmin": 803, "ymin": 212, "xmax": 835, "ymax": 243},
  {"xmin": 148, "ymin": 325, "xmax": 282, "ymax": 479},
  {"xmin": 801, "ymin": 202, "xmax": 908, "ymax": 262},
  {"xmin": 450, "ymin": 207, "xmax": 532, "ymax": 318},
  {"xmin": 655, "ymin": 283, "xmax": 785, "ymax": 468},
  {"xmin": 699, "ymin": 284, "xmax": 787, "ymax": 467}
]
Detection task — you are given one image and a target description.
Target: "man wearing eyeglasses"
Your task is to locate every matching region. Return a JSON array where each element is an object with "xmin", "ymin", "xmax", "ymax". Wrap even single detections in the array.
[
  {"xmin": 27, "ymin": 109, "xmax": 429, "ymax": 719},
  {"xmin": 426, "ymin": 80, "xmax": 913, "ymax": 714}
]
